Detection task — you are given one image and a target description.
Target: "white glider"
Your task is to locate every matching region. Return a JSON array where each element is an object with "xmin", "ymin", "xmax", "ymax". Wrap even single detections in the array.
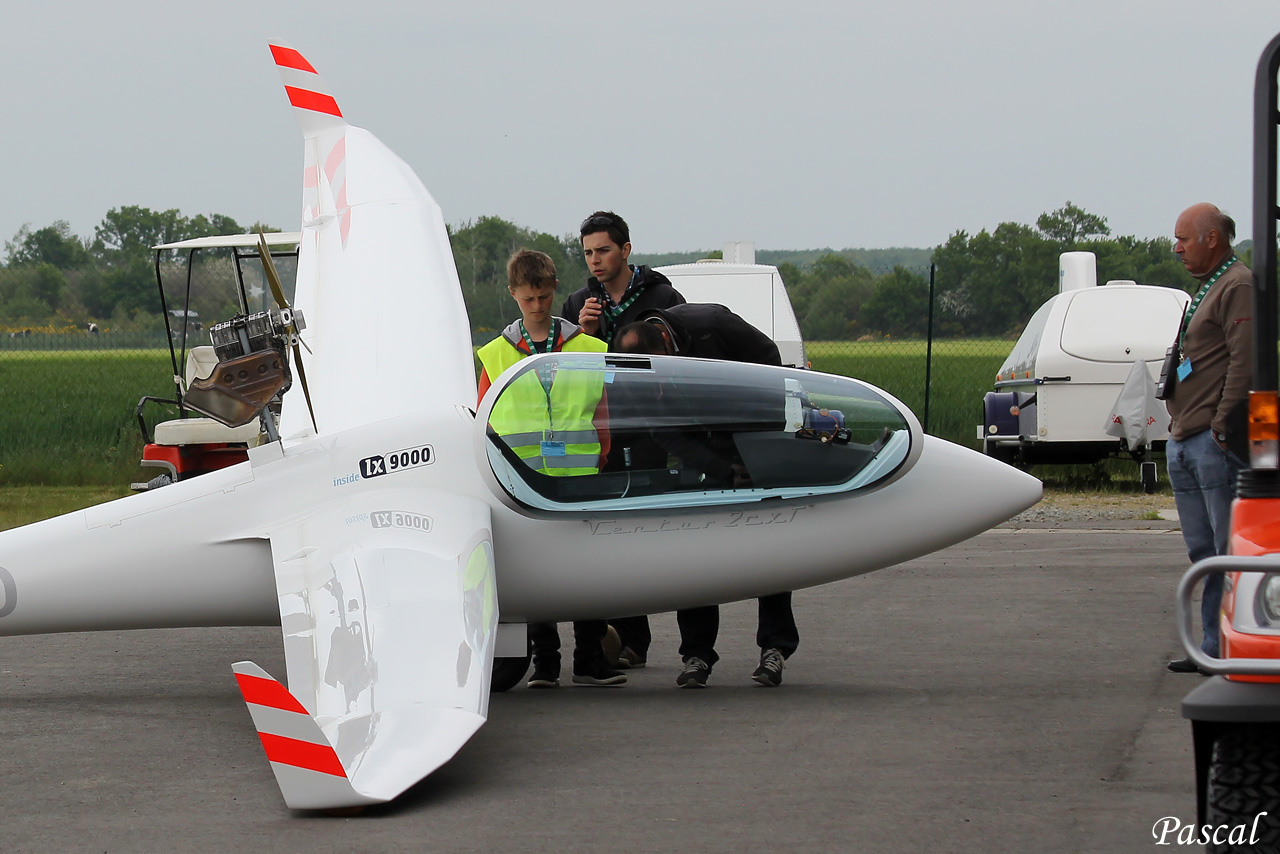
[{"xmin": 0, "ymin": 43, "xmax": 1041, "ymax": 810}]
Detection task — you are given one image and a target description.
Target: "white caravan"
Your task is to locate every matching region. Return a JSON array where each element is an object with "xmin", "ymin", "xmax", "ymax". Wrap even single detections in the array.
[
  {"xmin": 657, "ymin": 243, "xmax": 806, "ymax": 367},
  {"xmin": 980, "ymin": 251, "xmax": 1189, "ymax": 487}
]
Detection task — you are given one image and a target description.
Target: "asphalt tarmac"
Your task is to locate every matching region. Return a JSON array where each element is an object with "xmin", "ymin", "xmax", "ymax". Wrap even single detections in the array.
[{"xmin": 0, "ymin": 522, "xmax": 1198, "ymax": 853}]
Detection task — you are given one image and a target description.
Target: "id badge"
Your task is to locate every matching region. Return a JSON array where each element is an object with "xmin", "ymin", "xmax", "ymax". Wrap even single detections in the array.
[
  {"xmin": 1176, "ymin": 358, "xmax": 1193, "ymax": 381},
  {"xmin": 541, "ymin": 440, "xmax": 567, "ymax": 457}
]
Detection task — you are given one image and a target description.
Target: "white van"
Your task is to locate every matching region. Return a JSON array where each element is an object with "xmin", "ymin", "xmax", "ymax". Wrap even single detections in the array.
[
  {"xmin": 980, "ymin": 251, "xmax": 1189, "ymax": 482},
  {"xmin": 656, "ymin": 242, "xmax": 806, "ymax": 368}
]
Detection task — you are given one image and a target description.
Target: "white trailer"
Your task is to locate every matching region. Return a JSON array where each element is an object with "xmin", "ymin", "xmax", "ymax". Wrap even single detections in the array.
[
  {"xmin": 656, "ymin": 241, "xmax": 807, "ymax": 368},
  {"xmin": 980, "ymin": 251, "xmax": 1189, "ymax": 486}
]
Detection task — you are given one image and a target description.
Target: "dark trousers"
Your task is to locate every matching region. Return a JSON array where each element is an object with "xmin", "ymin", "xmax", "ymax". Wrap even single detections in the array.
[
  {"xmin": 677, "ymin": 592, "xmax": 798, "ymax": 669},
  {"xmin": 610, "ymin": 615, "xmax": 652, "ymax": 656},
  {"xmin": 530, "ymin": 619, "xmax": 608, "ymax": 671}
]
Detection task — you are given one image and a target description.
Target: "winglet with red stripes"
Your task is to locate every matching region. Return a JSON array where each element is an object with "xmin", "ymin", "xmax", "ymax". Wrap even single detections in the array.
[
  {"xmin": 232, "ymin": 661, "xmax": 378, "ymax": 810},
  {"xmin": 269, "ymin": 41, "xmax": 353, "ymax": 248},
  {"xmin": 269, "ymin": 42, "xmax": 346, "ymax": 139}
]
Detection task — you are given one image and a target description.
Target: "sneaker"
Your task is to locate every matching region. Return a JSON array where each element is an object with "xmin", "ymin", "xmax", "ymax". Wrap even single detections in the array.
[
  {"xmin": 752, "ymin": 648, "xmax": 785, "ymax": 687},
  {"xmin": 571, "ymin": 658, "xmax": 627, "ymax": 686},
  {"xmin": 527, "ymin": 666, "xmax": 560, "ymax": 689},
  {"xmin": 616, "ymin": 646, "xmax": 647, "ymax": 670},
  {"xmin": 676, "ymin": 657, "xmax": 711, "ymax": 688}
]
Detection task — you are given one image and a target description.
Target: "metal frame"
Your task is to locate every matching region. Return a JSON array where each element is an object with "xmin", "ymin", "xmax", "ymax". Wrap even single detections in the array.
[
  {"xmin": 1239, "ymin": 33, "xmax": 1280, "ymax": 497},
  {"xmin": 1177, "ymin": 554, "xmax": 1280, "ymax": 674},
  {"xmin": 1252, "ymin": 33, "xmax": 1280, "ymax": 397}
]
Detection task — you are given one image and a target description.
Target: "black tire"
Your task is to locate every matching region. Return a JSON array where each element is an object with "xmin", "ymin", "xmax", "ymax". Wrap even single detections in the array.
[
  {"xmin": 489, "ymin": 639, "xmax": 532, "ymax": 693},
  {"xmin": 1141, "ymin": 461, "xmax": 1157, "ymax": 495},
  {"xmin": 1205, "ymin": 725, "xmax": 1280, "ymax": 852}
]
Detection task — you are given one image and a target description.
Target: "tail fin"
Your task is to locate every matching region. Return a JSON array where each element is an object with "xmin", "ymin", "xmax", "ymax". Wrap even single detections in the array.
[{"xmin": 232, "ymin": 661, "xmax": 379, "ymax": 810}]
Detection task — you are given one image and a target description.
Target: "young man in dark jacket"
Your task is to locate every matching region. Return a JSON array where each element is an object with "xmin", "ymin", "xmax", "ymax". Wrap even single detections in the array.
[
  {"xmin": 614, "ymin": 305, "xmax": 800, "ymax": 688},
  {"xmin": 560, "ymin": 211, "xmax": 686, "ymax": 346},
  {"xmin": 559, "ymin": 211, "xmax": 686, "ymax": 668}
]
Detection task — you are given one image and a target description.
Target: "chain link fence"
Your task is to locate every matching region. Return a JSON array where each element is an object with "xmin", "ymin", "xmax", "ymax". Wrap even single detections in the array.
[{"xmin": 799, "ymin": 263, "xmax": 1005, "ymax": 451}]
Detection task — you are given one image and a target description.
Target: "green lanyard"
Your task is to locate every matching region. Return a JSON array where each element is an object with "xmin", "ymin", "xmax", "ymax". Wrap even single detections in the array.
[
  {"xmin": 1180, "ymin": 254, "xmax": 1237, "ymax": 351},
  {"xmin": 519, "ymin": 319, "xmax": 559, "ymax": 394},
  {"xmin": 519, "ymin": 319, "xmax": 560, "ymax": 435},
  {"xmin": 598, "ymin": 267, "xmax": 643, "ymax": 343}
]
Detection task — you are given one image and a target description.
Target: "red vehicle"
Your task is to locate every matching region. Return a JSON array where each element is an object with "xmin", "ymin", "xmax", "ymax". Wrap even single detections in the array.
[
  {"xmin": 1178, "ymin": 31, "xmax": 1280, "ymax": 851},
  {"xmin": 132, "ymin": 233, "xmax": 300, "ymax": 488}
]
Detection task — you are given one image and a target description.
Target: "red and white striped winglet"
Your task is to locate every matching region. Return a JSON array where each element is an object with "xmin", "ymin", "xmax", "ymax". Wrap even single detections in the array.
[
  {"xmin": 269, "ymin": 42, "xmax": 346, "ymax": 139},
  {"xmin": 271, "ymin": 42, "xmax": 352, "ymax": 245},
  {"xmin": 232, "ymin": 661, "xmax": 377, "ymax": 809}
]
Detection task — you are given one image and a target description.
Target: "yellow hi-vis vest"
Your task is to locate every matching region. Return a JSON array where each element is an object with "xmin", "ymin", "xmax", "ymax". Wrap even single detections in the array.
[{"xmin": 478, "ymin": 333, "xmax": 607, "ymax": 476}]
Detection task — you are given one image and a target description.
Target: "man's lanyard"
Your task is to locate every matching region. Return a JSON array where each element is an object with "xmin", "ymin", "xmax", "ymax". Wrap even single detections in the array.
[
  {"xmin": 1180, "ymin": 254, "xmax": 1238, "ymax": 351},
  {"xmin": 596, "ymin": 266, "xmax": 643, "ymax": 343}
]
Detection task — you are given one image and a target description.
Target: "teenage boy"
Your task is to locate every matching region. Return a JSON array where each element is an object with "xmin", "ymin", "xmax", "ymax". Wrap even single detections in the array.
[
  {"xmin": 560, "ymin": 211, "xmax": 686, "ymax": 668},
  {"xmin": 477, "ymin": 249, "xmax": 625, "ymax": 687}
]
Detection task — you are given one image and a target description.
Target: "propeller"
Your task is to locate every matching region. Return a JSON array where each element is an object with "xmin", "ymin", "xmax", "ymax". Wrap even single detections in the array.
[{"xmin": 257, "ymin": 231, "xmax": 318, "ymax": 434}]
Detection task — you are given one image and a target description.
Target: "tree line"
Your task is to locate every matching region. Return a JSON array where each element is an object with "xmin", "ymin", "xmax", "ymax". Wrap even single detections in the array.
[
  {"xmin": 0, "ymin": 208, "xmax": 272, "ymax": 332},
  {"xmin": 0, "ymin": 201, "xmax": 1215, "ymax": 340}
]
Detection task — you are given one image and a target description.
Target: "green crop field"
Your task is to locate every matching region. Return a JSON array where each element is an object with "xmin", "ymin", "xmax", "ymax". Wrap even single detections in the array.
[
  {"xmin": 0, "ymin": 350, "xmax": 175, "ymax": 486},
  {"xmin": 0, "ymin": 339, "xmax": 1018, "ymax": 486},
  {"xmin": 806, "ymin": 339, "xmax": 1008, "ymax": 448}
]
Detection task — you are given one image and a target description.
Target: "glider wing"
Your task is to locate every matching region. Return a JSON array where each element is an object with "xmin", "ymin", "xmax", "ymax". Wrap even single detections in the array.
[{"xmin": 235, "ymin": 489, "xmax": 497, "ymax": 809}]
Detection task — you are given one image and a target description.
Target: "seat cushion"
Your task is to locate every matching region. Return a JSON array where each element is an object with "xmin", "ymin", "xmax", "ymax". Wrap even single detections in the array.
[{"xmin": 153, "ymin": 417, "xmax": 261, "ymax": 446}]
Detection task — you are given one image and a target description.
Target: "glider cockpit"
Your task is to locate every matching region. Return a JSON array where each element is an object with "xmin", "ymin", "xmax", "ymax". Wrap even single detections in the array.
[{"xmin": 481, "ymin": 352, "xmax": 914, "ymax": 514}]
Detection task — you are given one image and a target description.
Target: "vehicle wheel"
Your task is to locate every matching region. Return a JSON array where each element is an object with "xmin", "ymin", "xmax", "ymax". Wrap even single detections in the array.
[
  {"xmin": 1141, "ymin": 461, "xmax": 1157, "ymax": 495},
  {"xmin": 489, "ymin": 642, "xmax": 532, "ymax": 693},
  {"xmin": 1205, "ymin": 724, "xmax": 1280, "ymax": 852}
]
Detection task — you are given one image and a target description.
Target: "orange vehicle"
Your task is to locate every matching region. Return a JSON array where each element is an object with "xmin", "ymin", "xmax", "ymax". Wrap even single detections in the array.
[{"xmin": 1178, "ymin": 31, "xmax": 1280, "ymax": 849}]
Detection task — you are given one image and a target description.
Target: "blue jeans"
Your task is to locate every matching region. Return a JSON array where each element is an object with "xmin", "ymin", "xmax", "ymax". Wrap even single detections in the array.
[{"xmin": 1167, "ymin": 430, "xmax": 1241, "ymax": 657}]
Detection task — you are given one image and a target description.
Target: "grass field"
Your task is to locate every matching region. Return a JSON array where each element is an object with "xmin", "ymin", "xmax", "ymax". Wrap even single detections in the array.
[
  {"xmin": 0, "ymin": 485, "xmax": 133, "ymax": 531},
  {"xmin": 0, "ymin": 350, "xmax": 175, "ymax": 486},
  {"xmin": 0, "ymin": 339, "xmax": 1153, "ymax": 489},
  {"xmin": 806, "ymin": 338, "xmax": 1008, "ymax": 449}
]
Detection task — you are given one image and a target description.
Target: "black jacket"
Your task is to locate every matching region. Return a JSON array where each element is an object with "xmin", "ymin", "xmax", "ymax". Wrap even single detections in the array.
[
  {"xmin": 636, "ymin": 304, "xmax": 781, "ymax": 367},
  {"xmin": 560, "ymin": 266, "xmax": 685, "ymax": 344},
  {"xmin": 633, "ymin": 304, "xmax": 781, "ymax": 484}
]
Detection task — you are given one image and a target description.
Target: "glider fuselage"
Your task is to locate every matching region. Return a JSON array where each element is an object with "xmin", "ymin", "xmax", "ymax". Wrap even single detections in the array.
[{"xmin": 0, "ymin": 400, "xmax": 1035, "ymax": 637}]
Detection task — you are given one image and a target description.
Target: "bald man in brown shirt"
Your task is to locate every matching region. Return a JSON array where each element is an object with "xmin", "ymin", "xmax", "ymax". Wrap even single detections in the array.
[{"xmin": 1164, "ymin": 202, "xmax": 1253, "ymax": 674}]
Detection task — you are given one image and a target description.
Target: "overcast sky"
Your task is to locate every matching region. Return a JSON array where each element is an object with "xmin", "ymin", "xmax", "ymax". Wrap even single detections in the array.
[{"xmin": 4, "ymin": 2, "xmax": 1280, "ymax": 255}]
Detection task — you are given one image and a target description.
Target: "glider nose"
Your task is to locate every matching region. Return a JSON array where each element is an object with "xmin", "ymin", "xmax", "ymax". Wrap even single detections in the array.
[
  {"xmin": 905, "ymin": 436, "xmax": 1042, "ymax": 535},
  {"xmin": 981, "ymin": 450, "xmax": 1042, "ymax": 520}
]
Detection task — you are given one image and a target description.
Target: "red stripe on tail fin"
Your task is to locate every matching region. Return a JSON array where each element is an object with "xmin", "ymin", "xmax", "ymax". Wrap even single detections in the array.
[
  {"xmin": 258, "ymin": 733, "xmax": 347, "ymax": 778},
  {"xmin": 235, "ymin": 673, "xmax": 309, "ymax": 714},
  {"xmin": 284, "ymin": 86, "xmax": 343, "ymax": 118},
  {"xmin": 270, "ymin": 44, "xmax": 318, "ymax": 74}
]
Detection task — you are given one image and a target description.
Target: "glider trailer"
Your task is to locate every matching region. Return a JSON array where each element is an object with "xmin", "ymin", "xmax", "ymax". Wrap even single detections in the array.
[{"xmin": 980, "ymin": 251, "xmax": 1188, "ymax": 491}]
